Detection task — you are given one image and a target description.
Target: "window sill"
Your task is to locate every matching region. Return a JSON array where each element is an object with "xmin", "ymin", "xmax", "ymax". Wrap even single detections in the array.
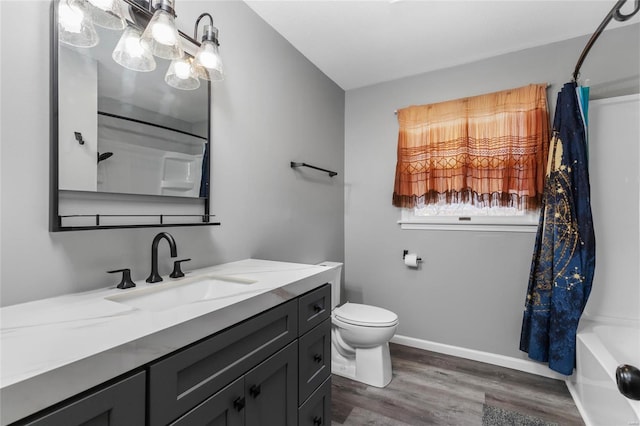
[{"xmin": 398, "ymin": 220, "xmax": 538, "ymax": 233}]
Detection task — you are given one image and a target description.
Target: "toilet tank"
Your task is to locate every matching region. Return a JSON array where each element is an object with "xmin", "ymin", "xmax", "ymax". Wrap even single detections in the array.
[{"xmin": 317, "ymin": 261, "xmax": 343, "ymax": 309}]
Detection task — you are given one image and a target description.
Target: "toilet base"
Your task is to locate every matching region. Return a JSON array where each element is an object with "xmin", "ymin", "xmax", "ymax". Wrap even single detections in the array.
[{"xmin": 332, "ymin": 341, "xmax": 393, "ymax": 388}]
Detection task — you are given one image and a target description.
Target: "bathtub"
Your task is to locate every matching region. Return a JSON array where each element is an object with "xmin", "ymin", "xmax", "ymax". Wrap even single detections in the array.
[{"xmin": 567, "ymin": 319, "xmax": 640, "ymax": 426}]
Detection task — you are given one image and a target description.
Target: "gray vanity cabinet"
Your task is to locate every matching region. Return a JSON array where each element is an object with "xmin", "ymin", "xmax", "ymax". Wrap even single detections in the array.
[
  {"xmin": 11, "ymin": 283, "xmax": 333, "ymax": 426},
  {"xmin": 18, "ymin": 371, "xmax": 145, "ymax": 426}
]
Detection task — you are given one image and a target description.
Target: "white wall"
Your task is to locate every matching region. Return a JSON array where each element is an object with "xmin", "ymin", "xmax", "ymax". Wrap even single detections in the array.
[
  {"xmin": 584, "ymin": 95, "xmax": 640, "ymax": 323},
  {"xmin": 344, "ymin": 24, "xmax": 640, "ymax": 360},
  {"xmin": 0, "ymin": 0, "xmax": 345, "ymax": 306}
]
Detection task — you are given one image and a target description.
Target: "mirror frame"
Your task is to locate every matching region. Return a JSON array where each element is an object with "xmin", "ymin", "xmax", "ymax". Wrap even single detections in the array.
[{"xmin": 49, "ymin": 0, "xmax": 219, "ymax": 231}]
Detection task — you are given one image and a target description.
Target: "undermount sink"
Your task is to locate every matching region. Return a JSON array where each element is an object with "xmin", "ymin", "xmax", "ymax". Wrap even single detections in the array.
[{"xmin": 106, "ymin": 274, "xmax": 260, "ymax": 312}]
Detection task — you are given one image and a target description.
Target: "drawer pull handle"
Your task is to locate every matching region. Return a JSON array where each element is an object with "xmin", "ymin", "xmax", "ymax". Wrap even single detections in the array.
[
  {"xmin": 313, "ymin": 416, "xmax": 323, "ymax": 425},
  {"xmin": 233, "ymin": 396, "xmax": 245, "ymax": 411},
  {"xmin": 313, "ymin": 304, "xmax": 322, "ymax": 313},
  {"xmin": 249, "ymin": 384, "xmax": 261, "ymax": 398},
  {"xmin": 313, "ymin": 353, "xmax": 323, "ymax": 363}
]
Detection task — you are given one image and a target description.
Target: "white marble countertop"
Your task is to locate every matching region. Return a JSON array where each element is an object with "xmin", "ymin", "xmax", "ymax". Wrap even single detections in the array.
[{"xmin": 0, "ymin": 259, "xmax": 334, "ymax": 425}]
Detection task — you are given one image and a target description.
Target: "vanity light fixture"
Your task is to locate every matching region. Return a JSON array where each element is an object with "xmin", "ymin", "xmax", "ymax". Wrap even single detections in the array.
[
  {"xmin": 192, "ymin": 13, "xmax": 224, "ymax": 82},
  {"xmin": 83, "ymin": 0, "xmax": 126, "ymax": 30},
  {"xmin": 58, "ymin": 0, "xmax": 99, "ymax": 48},
  {"xmin": 140, "ymin": 0, "xmax": 184, "ymax": 60},
  {"xmin": 112, "ymin": 25, "xmax": 156, "ymax": 71},
  {"xmin": 57, "ymin": 0, "xmax": 224, "ymax": 90},
  {"xmin": 165, "ymin": 56, "xmax": 200, "ymax": 90}
]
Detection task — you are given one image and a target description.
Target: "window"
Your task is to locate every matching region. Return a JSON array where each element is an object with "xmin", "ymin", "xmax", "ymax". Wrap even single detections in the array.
[{"xmin": 393, "ymin": 84, "xmax": 549, "ymax": 231}]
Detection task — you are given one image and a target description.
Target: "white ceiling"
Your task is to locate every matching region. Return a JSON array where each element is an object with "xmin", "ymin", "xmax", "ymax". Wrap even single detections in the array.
[{"xmin": 244, "ymin": 0, "xmax": 640, "ymax": 90}]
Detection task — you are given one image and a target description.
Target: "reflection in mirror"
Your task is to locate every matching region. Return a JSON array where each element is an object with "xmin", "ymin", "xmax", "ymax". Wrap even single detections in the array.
[{"xmin": 57, "ymin": 4, "xmax": 209, "ymax": 198}]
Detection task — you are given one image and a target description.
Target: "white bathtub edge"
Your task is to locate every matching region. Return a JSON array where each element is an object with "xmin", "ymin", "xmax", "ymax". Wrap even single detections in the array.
[
  {"xmin": 391, "ymin": 334, "xmax": 567, "ymax": 380},
  {"xmin": 581, "ymin": 314, "xmax": 640, "ymax": 328},
  {"xmin": 566, "ymin": 379, "xmax": 595, "ymax": 426}
]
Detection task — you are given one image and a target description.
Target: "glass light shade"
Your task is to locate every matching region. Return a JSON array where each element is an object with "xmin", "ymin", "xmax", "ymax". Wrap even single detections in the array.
[
  {"xmin": 58, "ymin": 0, "xmax": 98, "ymax": 48},
  {"xmin": 140, "ymin": 4, "xmax": 183, "ymax": 60},
  {"xmin": 84, "ymin": 0, "xmax": 126, "ymax": 30},
  {"xmin": 165, "ymin": 57, "xmax": 200, "ymax": 90},
  {"xmin": 194, "ymin": 40, "xmax": 224, "ymax": 82},
  {"xmin": 112, "ymin": 26, "xmax": 156, "ymax": 72}
]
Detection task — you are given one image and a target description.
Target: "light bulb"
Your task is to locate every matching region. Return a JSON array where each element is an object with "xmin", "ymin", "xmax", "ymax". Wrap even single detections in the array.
[
  {"xmin": 194, "ymin": 24, "xmax": 224, "ymax": 81},
  {"xmin": 174, "ymin": 60, "xmax": 191, "ymax": 80},
  {"xmin": 140, "ymin": 3, "xmax": 183, "ymax": 60},
  {"xmin": 151, "ymin": 20, "xmax": 177, "ymax": 46},
  {"xmin": 59, "ymin": 1, "xmax": 84, "ymax": 33},
  {"xmin": 112, "ymin": 26, "xmax": 155, "ymax": 72},
  {"xmin": 124, "ymin": 34, "xmax": 144, "ymax": 57},
  {"xmin": 165, "ymin": 57, "xmax": 200, "ymax": 90},
  {"xmin": 58, "ymin": 0, "xmax": 98, "ymax": 48},
  {"xmin": 85, "ymin": 0, "xmax": 125, "ymax": 30},
  {"xmin": 196, "ymin": 45, "xmax": 219, "ymax": 69}
]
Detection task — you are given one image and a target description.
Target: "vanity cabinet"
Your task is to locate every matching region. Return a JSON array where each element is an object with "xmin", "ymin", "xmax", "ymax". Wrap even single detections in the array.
[
  {"xmin": 18, "ymin": 371, "xmax": 145, "ymax": 426},
  {"xmin": 10, "ymin": 284, "xmax": 332, "ymax": 426}
]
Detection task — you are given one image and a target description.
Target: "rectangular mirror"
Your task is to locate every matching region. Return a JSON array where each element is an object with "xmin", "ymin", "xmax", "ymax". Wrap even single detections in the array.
[
  {"xmin": 51, "ymin": 0, "xmax": 218, "ymax": 231},
  {"xmin": 55, "ymin": 0, "xmax": 210, "ymax": 199}
]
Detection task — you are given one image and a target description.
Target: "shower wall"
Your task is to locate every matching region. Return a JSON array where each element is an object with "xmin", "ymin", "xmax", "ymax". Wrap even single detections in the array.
[{"xmin": 584, "ymin": 94, "xmax": 640, "ymax": 323}]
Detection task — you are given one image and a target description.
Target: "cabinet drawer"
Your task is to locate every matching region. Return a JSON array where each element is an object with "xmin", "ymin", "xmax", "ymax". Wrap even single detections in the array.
[
  {"xmin": 170, "ymin": 377, "xmax": 244, "ymax": 426},
  {"xmin": 298, "ymin": 284, "xmax": 330, "ymax": 335},
  {"xmin": 149, "ymin": 300, "xmax": 298, "ymax": 426},
  {"xmin": 298, "ymin": 376, "xmax": 331, "ymax": 426},
  {"xmin": 298, "ymin": 318, "xmax": 331, "ymax": 404},
  {"xmin": 20, "ymin": 371, "xmax": 145, "ymax": 426}
]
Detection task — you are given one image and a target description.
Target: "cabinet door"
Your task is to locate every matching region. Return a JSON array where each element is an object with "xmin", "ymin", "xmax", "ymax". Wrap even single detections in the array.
[
  {"xmin": 298, "ymin": 377, "xmax": 331, "ymax": 426},
  {"xmin": 20, "ymin": 372, "xmax": 145, "ymax": 426},
  {"xmin": 245, "ymin": 341, "xmax": 298, "ymax": 426},
  {"xmin": 298, "ymin": 318, "xmax": 331, "ymax": 404},
  {"xmin": 170, "ymin": 377, "xmax": 244, "ymax": 426}
]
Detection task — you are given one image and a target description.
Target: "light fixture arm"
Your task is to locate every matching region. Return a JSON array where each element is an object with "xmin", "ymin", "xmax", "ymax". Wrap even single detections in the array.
[{"xmin": 194, "ymin": 13, "xmax": 219, "ymax": 46}]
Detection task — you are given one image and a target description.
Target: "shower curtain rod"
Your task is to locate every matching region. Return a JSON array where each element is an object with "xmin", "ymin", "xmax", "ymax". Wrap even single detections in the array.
[{"xmin": 573, "ymin": 0, "xmax": 640, "ymax": 81}]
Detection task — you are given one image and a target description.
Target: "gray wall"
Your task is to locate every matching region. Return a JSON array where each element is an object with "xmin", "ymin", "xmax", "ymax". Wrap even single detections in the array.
[
  {"xmin": 344, "ymin": 24, "xmax": 639, "ymax": 359},
  {"xmin": 0, "ymin": 0, "xmax": 345, "ymax": 306}
]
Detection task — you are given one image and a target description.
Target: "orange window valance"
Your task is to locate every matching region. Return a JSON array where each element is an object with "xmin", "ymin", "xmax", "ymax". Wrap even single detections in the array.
[{"xmin": 392, "ymin": 84, "xmax": 550, "ymax": 211}]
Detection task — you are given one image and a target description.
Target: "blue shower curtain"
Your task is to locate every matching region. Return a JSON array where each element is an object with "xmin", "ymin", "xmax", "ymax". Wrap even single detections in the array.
[{"xmin": 519, "ymin": 82, "xmax": 595, "ymax": 376}]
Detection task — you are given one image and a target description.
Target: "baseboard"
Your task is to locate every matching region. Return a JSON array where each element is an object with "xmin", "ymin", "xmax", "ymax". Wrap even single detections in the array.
[{"xmin": 390, "ymin": 334, "xmax": 567, "ymax": 380}]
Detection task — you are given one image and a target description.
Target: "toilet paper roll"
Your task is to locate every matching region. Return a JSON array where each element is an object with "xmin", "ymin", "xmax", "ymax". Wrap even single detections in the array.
[{"xmin": 404, "ymin": 253, "xmax": 419, "ymax": 267}]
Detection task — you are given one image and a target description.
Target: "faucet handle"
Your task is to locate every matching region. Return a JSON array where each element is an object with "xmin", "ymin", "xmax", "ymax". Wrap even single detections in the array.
[
  {"xmin": 170, "ymin": 258, "xmax": 191, "ymax": 279},
  {"xmin": 108, "ymin": 268, "xmax": 136, "ymax": 289}
]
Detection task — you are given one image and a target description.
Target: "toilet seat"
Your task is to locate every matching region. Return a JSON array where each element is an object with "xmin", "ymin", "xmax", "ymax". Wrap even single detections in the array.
[{"xmin": 334, "ymin": 303, "xmax": 398, "ymax": 327}]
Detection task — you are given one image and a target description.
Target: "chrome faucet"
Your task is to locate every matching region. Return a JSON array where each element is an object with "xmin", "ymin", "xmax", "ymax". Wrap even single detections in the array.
[{"xmin": 146, "ymin": 232, "xmax": 178, "ymax": 283}]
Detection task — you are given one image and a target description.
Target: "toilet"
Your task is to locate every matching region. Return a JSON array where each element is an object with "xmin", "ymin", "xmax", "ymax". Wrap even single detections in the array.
[{"xmin": 318, "ymin": 261, "xmax": 399, "ymax": 388}]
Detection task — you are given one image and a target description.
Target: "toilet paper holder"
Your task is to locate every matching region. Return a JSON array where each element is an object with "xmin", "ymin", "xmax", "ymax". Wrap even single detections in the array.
[{"xmin": 402, "ymin": 250, "xmax": 422, "ymax": 262}]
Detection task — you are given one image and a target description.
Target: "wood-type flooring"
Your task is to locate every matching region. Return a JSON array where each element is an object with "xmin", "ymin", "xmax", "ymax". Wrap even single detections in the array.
[{"xmin": 331, "ymin": 343, "xmax": 584, "ymax": 426}]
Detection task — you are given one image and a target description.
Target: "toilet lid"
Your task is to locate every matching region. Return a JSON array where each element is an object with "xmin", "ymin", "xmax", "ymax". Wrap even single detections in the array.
[{"xmin": 334, "ymin": 303, "xmax": 398, "ymax": 327}]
